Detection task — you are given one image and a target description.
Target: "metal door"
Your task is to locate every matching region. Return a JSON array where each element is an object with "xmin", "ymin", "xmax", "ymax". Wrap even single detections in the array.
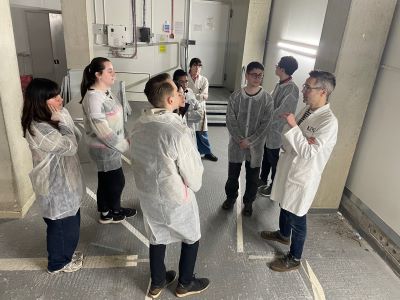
[
  {"xmin": 188, "ymin": 0, "xmax": 230, "ymax": 86},
  {"xmin": 49, "ymin": 13, "xmax": 67, "ymax": 85}
]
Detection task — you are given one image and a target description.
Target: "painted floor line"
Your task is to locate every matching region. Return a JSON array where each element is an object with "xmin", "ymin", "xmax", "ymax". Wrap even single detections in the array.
[
  {"xmin": 145, "ymin": 278, "xmax": 152, "ymax": 300},
  {"xmin": 85, "ymin": 187, "xmax": 150, "ymax": 248},
  {"xmin": 0, "ymin": 255, "xmax": 142, "ymax": 271},
  {"xmin": 76, "ymin": 123, "xmax": 131, "ymax": 165},
  {"xmin": 302, "ymin": 259, "xmax": 326, "ymax": 300},
  {"xmin": 248, "ymin": 254, "xmax": 276, "ymax": 263},
  {"xmin": 236, "ymin": 180, "xmax": 243, "ymax": 253}
]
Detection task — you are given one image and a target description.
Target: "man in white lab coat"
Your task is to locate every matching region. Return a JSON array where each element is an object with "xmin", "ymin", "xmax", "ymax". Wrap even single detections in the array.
[
  {"xmin": 130, "ymin": 73, "xmax": 210, "ymax": 298},
  {"xmin": 260, "ymin": 70, "xmax": 338, "ymax": 272}
]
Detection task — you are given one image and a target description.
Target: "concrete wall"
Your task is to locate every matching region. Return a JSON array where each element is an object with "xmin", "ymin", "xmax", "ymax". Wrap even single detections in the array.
[{"xmin": 346, "ymin": 2, "xmax": 400, "ymax": 235}]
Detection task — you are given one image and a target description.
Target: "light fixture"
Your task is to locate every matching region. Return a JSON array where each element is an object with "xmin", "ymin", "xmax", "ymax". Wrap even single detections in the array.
[{"xmin": 277, "ymin": 40, "xmax": 318, "ymax": 57}]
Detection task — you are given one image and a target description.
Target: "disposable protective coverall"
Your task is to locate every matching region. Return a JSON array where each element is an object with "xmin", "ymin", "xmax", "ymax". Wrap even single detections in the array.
[{"xmin": 130, "ymin": 109, "xmax": 204, "ymax": 245}]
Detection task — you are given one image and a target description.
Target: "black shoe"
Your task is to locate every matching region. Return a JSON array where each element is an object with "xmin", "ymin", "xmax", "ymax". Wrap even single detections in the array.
[
  {"xmin": 257, "ymin": 178, "xmax": 267, "ymax": 188},
  {"xmin": 120, "ymin": 207, "xmax": 137, "ymax": 218},
  {"xmin": 258, "ymin": 184, "xmax": 272, "ymax": 197},
  {"xmin": 270, "ymin": 253, "xmax": 301, "ymax": 272},
  {"xmin": 203, "ymin": 153, "xmax": 218, "ymax": 162},
  {"xmin": 260, "ymin": 230, "xmax": 290, "ymax": 245},
  {"xmin": 222, "ymin": 200, "xmax": 235, "ymax": 210},
  {"xmin": 148, "ymin": 270, "xmax": 177, "ymax": 299},
  {"xmin": 242, "ymin": 203, "xmax": 253, "ymax": 217},
  {"xmin": 175, "ymin": 276, "xmax": 210, "ymax": 298},
  {"xmin": 98, "ymin": 211, "xmax": 126, "ymax": 224}
]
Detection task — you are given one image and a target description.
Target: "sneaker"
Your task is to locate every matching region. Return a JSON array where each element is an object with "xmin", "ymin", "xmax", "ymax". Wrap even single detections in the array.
[
  {"xmin": 72, "ymin": 251, "xmax": 84, "ymax": 263},
  {"xmin": 257, "ymin": 178, "xmax": 267, "ymax": 188},
  {"xmin": 99, "ymin": 211, "xmax": 126, "ymax": 224},
  {"xmin": 222, "ymin": 199, "xmax": 235, "ymax": 210},
  {"xmin": 175, "ymin": 276, "xmax": 210, "ymax": 298},
  {"xmin": 148, "ymin": 270, "xmax": 177, "ymax": 299},
  {"xmin": 242, "ymin": 203, "xmax": 253, "ymax": 217},
  {"xmin": 47, "ymin": 259, "xmax": 83, "ymax": 274},
  {"xmin": 270, "ymin": 253, "xmax": 301, "ymax": 272},
  {"xmin": 260, "ymin": 230, "xmax": 290, "ymax": 245},
  {"xmin": 120, "ymin": 207, "xmax": 137, "ymax": 218},
  {"xmin": 203, "ymin": 153, "xmax": 218, "ymax": 162},
  {"xmin": 258, "ymin": 184, "xmax": 272, "ymax": 197}
]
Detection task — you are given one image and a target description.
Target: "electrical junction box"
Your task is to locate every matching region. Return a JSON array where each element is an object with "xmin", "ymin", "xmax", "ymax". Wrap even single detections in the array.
[{"xmin": 107, "ymin": 25, "xmax": 131, "ymax": 48}]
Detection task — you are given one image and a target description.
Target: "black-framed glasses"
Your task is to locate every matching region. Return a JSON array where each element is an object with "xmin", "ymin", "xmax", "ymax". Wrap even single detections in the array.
[
  {"xmin": 302, "ymin": 84, "xmax": 323, "ymax": 92},
  {"xmin": 248, "ymin": 72, "xmax": 264, "ymax": 79}
]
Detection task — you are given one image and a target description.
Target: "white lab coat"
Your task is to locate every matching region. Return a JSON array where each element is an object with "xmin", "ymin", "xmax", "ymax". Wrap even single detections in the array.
[
  {"xmin": 188, "ymin": 74, "xmax": 209, "ymax": 131},
  {"xmin": 271, "ymin": 104, "xmax": 338, "ymax": 216},
  {"xmin": 130, "ymin": 109, "xmax": 203, "ymax": 245},
  {"xmin": 25, "ymin": 108, "xmax": 84, "ymax": 220}
]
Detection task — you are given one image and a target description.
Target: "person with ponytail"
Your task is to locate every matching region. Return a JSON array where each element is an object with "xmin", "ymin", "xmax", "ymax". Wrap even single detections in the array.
[
  {"xmin": 22, "ymin": 78, "xmax": 84, "ymax": 274},
  {"xmin": 80, "ymin": 57, "xmax": 136, "ymax": 224}
]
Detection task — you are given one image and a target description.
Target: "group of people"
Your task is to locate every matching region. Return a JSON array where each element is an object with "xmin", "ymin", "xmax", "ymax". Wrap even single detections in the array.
[
  {"xmin": 21, "ymin": 53, "xmax": 338, "ymax": 298},
  {"xmin": 223, "ymin": 56, "xmax": 338, "ymax": 272}
]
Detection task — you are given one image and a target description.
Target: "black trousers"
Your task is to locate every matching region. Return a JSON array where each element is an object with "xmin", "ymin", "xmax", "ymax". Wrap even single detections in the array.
[
  {"xmin": 149, "ymin": 241, "xmax": 199, "ymax": 286},
  {"xmin": 260, "ymin": 147, "xmax": 280, "ymax": 185},
  {"xmin": 43, "ymin": 209, "xmax": 80, "ymax": 272},
  {"xmin": 97, "ymin": 167, "xmax": 125, "ymax": 212},
  {"xmin": 225, "ymin": 161, "xmax": 260, "ymax": 204}
]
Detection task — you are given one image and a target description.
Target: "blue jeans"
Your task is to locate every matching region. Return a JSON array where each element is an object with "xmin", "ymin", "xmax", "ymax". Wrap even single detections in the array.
[
  {"xmin": 43, "ymin": 209, "xmax": 81, "ymax": 272},
  {"xmin": 196, "ymin": 131, "xmax": 212, "ymax": 155},
  {"xmin": 279, "ymin": 208, "xmax": 307, "ymax": 260}
]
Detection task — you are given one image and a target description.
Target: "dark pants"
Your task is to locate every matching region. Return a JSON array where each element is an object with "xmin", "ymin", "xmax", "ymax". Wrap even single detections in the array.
[
  {"xmin": 149, "ymin": 241, "xmax": 199, "ymax": 286},
  {"xmin": 97, "ymin": 167, "xmax": 125, "ymax": 212},
  {"xmin": 196, "ymin": 131, "xmax": 212, "ymax": 155},
  {"xmin": 43, "ymin": 209, "xmax": 81, "ymax": 272},
  {"xmin": 225, "ymin": 161, "xmax": 260, "ymax": 205},
  {"xmin": 279, "ymin": 208, "xmax": 307, "ymax": 260},
  {"xmin": 260, "ymin": 147, "xmax": 280, "ymax": 185}
]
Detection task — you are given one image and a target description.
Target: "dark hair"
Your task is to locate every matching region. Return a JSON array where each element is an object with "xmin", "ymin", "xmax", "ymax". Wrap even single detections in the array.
[
  {"xmin": 189, "ymin": 58, "xmax": 202, "ymax": 68},
  {"xmin": 277, "ymin": 56, "xmax": 298, "ymax": 76},
  {"xmin": 144, "ymin": 73, "xmax": 174, "ymax": 108},
  {"xmin": 309, "ymin": 70, "xmax": 336, "ymax": 99},
  {"xmin": 21, "ymin": 78, "xmax": 60, "ymax": 137},
  {"xmin": 80, "ymin": 57, "xmax": 110, "ymax": 102},
  {"xmin": 246, "ymin": 61, "xmax": 264, "ymax": 73},
  {"xmin": 173, "ymin": 69, "xmax": 188, "ymax": 81}
]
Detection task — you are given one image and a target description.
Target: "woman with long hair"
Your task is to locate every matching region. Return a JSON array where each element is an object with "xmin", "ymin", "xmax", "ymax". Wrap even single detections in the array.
[
  {"xmin": 22, "ymin": 78, "xmax": 84, "ymax": 274},
  {"xmin": 80, "ymin": 57, "xmax": 136, "ymax": 224}
]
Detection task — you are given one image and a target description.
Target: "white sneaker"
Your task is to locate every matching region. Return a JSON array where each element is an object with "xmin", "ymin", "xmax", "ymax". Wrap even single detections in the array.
[
  {"xmin": 47, "ymin": 259, "xmax": 83, "ymax": 274},
  {"xmin": 72, "ymin": 251, "xmax": 84, "ymax": 263}
]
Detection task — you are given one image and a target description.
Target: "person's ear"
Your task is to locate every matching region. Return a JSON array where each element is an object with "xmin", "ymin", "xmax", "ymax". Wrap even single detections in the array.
[{"xmin": 166, "ymin": 95, "xmax": 174, "ymax": 105}]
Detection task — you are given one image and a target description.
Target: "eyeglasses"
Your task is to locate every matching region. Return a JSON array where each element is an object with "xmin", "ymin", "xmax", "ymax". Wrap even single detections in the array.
[
  {"xmin": 302, "ymin": 84, "xmax": 323, "ymax": 92},
  {"xmin": 248, "ymin": 72, "xmax": 264, "ymax": 79}
]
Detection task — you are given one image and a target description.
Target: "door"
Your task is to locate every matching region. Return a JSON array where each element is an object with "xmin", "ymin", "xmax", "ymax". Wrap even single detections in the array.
[
  {"xmin": 26, "ymin": 11, "xmax": 67, "ymax": 85},
  {"xmin": 188, "ymin": 0, "xmax": 230, "ymax": 86}
]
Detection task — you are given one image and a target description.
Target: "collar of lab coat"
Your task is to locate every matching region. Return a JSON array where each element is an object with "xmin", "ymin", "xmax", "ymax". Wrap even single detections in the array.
[{"xmin": 308, "ymin": 103, "xmax": 330, "ymax": 115}]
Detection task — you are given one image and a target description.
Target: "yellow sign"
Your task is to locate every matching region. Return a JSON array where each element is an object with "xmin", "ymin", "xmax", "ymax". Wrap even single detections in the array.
[{"xmin": 159, "ymin": 45, "xmax": 166, "ymax": 53}]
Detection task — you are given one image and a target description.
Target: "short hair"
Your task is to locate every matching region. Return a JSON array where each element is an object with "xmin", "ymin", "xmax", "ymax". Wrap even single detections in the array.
[
  {"xmin": 278, "ymin": 56, "xmax": 298, "ymax": 76},
  {"xmin": 173, "ymin": 69, "xmax": 188, "ymax": 81},
  {"xmin": 189, "ymin": 58, "xmax": 202, "ymax": 68},
  {"xmin": 246, "ymin": 61, "xmax": 264, "ymax": 73},
  {"xmin": 309, "ymin": 70, "xmax": 336, "ymax": 100},
  {"xmin": 144, "ymin": 73, "xmax": 174, "ymax": 108}
]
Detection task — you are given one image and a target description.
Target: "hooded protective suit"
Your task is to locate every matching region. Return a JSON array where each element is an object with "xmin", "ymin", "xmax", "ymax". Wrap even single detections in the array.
[
  {"xmin": 25, "ymin": 108, "xmax": 84, "ymax": 220},
  {"xmin": 271, "ymin": 104, "xmax": 338, "ymax": 216},
  {"xmin": 130, "ymin": 109, "xmax": 203, "ymax": 245}
]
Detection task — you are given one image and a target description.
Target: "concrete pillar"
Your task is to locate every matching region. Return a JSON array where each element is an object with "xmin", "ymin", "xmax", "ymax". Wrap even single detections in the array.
[
  {"xmin": 0, "ymin": 0, "xmax": 35, "ymax": 218},
  {"xmin": 61, "ymin": 0, "xmax": 93, "ymax": 69},
  {"xmin": 312, "ymin": 0, "xmax": 397, "ymax": 209},
  {"xmin": 237, "ymin": 0, "xmax": 272, "ymax": 88}
]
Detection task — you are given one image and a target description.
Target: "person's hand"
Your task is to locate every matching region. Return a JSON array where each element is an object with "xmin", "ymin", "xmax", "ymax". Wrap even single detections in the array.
[
  {"xmin": 307, "ymin": 137, "xmax": 317, "ymax": 145},
  {"xmin": 48, "ymin": 104, "xmax": 61, "ymax": 122},
  {"xmin": 239, "ymin": 139, "xmax": 250, "ymax": 149},
  {"xmin": 281, "ymin": 113, "xmax": 297, "ymax": 128}
]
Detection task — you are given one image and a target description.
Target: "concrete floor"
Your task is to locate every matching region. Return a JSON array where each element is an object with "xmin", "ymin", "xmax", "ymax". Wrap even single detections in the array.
[{"xmin": 1, "ymin": 92, "xmax": 400, "ymax": 299}]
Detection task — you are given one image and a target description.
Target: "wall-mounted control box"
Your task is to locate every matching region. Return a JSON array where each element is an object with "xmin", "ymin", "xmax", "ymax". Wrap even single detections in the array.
[{"xmin": 107, "ymin": 25, "xmax": 131, "ymax": 47}]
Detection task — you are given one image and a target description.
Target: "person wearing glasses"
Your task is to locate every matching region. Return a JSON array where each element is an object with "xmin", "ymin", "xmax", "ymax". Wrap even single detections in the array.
[
  {"xmin": 258, "ymin": 56, "xmax": 300, "ymax": 197},
  {"xmin": 222, "ymin": 62, "xmax": 273, "ymax": 216},
  {"xmin": 188, "ymin": 58, "xmax": 218, "ymax": 162},
  {"xmin": 260, "ymin": 70, "xmax": 338, "ymax": 272}
]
